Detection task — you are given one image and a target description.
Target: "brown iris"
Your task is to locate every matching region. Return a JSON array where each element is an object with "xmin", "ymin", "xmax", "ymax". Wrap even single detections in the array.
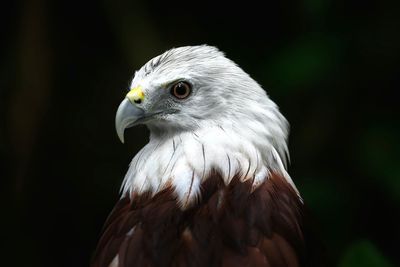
[{"xmin": 171, "ymin": 81, "xmax": 191, "ymax": 99}]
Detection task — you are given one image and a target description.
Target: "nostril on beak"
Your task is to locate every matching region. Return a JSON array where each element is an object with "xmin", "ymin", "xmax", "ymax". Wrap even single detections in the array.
[{"xmin": 126, "ymin": 85, "xmax": 144, "ymax": 105}]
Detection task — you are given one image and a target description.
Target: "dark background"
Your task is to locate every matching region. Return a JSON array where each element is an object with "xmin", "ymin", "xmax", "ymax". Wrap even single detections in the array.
[{"xmin": 2, "ymin": 0, "xmax": 399, "ymax": 266}]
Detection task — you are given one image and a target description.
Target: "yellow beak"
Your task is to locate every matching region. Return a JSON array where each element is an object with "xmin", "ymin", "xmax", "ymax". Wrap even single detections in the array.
[{"xmin": 126, "ymin": 85, "xmax": 144, "ymax": 104}]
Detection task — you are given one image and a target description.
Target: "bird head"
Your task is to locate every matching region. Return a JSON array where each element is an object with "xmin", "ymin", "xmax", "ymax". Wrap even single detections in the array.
[
  {"xmin": 115, "ymin": 45, "xmax": 294, "ymax": 198},
  {"xmin": 116, "ymin": 45, "xmax": 286, "ymax": 142}
]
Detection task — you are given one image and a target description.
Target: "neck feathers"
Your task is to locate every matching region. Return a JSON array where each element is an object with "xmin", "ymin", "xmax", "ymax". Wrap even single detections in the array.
[{"xmin": 121, "ymin": 120, "xmax": 297, "ymax": 208}]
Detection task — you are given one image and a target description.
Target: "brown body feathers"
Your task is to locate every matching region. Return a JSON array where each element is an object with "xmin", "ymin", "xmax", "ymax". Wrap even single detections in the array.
[{"xmin": 91, "ymin": 172, "xmax": 312, "ymax": 267}]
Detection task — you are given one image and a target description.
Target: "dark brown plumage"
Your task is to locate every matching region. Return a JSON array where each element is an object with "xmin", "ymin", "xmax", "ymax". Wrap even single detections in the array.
[{"xmin": 91, "ymin": 171, "xmax": 316, "ymax": 267}]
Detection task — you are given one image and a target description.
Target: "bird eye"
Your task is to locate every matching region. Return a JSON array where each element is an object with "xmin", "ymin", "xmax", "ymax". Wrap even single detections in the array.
[{"xmin": 171, "ymin": 82, "xmax": 191, "ymax": 99}]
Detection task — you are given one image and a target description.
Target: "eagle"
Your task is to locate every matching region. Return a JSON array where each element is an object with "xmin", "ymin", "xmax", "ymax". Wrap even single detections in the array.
[{"xmin": 91, "ymin": 45, "xmax": 319, "ymax": 267}]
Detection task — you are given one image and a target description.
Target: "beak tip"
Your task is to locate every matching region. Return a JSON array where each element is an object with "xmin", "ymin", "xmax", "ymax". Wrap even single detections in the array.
[
  {"xmin": 116, "ymin": 128, "xmax": 125, "ymax": 144},
  {"xmin": 115, "ymin": 98, "xmax": 144, "ymax": 144}
]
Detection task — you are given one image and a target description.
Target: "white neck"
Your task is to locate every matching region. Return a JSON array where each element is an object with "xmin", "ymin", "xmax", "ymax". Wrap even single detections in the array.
[{"xmin": 121, "ymin": 118, "xmax": 297, "ymax": 207}]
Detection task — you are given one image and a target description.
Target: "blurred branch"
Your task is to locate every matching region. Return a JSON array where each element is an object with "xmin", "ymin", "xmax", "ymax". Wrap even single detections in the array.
[{"xmin": 9, "ymin": 0, "xmax": 52, "ymax": 199}]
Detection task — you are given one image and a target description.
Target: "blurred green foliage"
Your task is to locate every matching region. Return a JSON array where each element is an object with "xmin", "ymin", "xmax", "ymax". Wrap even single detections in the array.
[
  {"xmin": 265, "ymin": 36, "xmax": 340, "ymax": 91},
  {"xmin": 358, "ymin": 125, "xmax": 400, "ymax": 203},
  {"xmin": 339, "ymin": 240, "xmax": 395, "ymax": 267}
]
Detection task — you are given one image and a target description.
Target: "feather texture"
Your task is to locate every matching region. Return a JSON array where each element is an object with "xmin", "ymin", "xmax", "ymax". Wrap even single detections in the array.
[
  {"xmin": 119, "ymin": 46, "xmax": 293, "ymax": 203},
  {"xmin": 91, "ymin": 171, "xmax": 309, "ymax": 267},
  {"xmin": 93, "ymin": 45, "xmax": 328, "ymax": 267}
]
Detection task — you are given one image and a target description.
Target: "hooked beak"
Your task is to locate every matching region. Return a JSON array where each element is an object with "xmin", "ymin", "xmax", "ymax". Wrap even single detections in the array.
[{"xmin": 115, "ymin": 98, "xmax": 145, "ymax": 143}]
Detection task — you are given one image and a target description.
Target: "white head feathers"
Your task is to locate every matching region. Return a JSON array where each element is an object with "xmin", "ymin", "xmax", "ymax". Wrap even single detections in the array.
[{"xmin": 120, "ymin": 45, "xmax": 295, "ymax": 206}]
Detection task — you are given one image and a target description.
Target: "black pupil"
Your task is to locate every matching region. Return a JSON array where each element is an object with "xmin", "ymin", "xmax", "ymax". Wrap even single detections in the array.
[{"xmin": 175, "ymin": 83, "xmax": 187, "ymax": 96}]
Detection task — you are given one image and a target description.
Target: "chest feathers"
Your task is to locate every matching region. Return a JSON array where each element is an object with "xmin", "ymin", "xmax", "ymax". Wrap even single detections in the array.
[
  {"xmin": 91, "ymin": 127, "xmax": 309, "ymax": 267},
  {"xmin": 92, "ymin": 171, "xmax": 306, "ymax": 267},
  {"xmin": 121, "ymin": 124, "xmax": 299, "ymax": 209}
]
